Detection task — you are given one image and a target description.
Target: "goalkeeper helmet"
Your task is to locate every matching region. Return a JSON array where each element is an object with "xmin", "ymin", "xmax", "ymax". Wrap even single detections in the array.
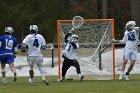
[
  {"xmin": 72, "ymin": 34, "xmax": 78, "ymax": 43},
  {"xmin": 125, "ymin": 21, "xmax": 136, "ymax": 30},
  {"xmin": 30, "ymin": 25, "xmax": 38, "ymax": 33},
  {"xmin": 5, "ymin": 27, "xmax": 14, "ymax": 34}
]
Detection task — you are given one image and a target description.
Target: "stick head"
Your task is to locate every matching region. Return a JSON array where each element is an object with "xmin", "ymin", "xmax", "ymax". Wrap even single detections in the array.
[{"xmin": 72, "ymin": 16, "xmax": 84, "ymax": 29}]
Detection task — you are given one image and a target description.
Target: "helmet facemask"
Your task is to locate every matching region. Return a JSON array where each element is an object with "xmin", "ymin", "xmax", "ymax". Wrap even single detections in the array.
[
  {"xmin": 30, "ymin": 25, "xmax": 38, "ymax": 33},
  {"xmin": 125, "ymin": 21, "xmax": 136, "ymax": 31},
  {"xmin": 72, "ymin": 34, "xmax": 78, "ymax": 43}
]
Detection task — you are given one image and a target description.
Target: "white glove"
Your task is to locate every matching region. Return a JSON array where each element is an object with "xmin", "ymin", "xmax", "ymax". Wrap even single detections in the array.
[
  {"xmin": 133, "ymin": 27, "xmax": 139, "ymax": 30},
  {"xmin": 69, "ymin": 28, "xmax": 74, "ymax": 33},
  {"xmin": 112, "ymin": 39, "xmax": 119, "ymax": 43},
  {"xmin": 67, "ymin": 36, "xmax": 73, "ymax": 43},
  {"xmin": 46, "ymin": 43, "xmax": 54, "ymax": 49}
]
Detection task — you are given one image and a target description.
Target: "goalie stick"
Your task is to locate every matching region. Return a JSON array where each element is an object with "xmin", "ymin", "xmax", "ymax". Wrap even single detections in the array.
[{"xmin": 69, "ymin": 16, "xmax": 84, "ymax": 33}]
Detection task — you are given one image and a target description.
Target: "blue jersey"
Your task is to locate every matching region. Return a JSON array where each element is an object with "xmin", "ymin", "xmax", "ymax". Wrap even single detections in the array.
[{"xmin": 0, "ymin": 35, "xmax": 18, "ymax": 55}]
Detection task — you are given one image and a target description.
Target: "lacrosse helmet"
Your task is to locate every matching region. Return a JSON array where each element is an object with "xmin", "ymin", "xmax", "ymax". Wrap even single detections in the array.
[
  {"xmin": 72, "ymin": 34, "xmax": 78, "ymax": 43},
  {"xmin": 30, "ymin": 25, "xmax": 38, "ymax": 33},
  {"xmin": 5, "ymin": 27, "xmax": 14, "ymax": 34},
  {"xmin": 125, "ymin": 21, "xmax": 136, "ymax": 30}
]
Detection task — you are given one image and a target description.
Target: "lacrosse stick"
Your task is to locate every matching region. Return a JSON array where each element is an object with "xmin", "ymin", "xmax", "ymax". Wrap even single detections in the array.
[
  {"xmin": 92, "ymin": 22, "xmax": 111, "ymax": 62},
  {"xmin": 69, "ymin": 16, "xmax": 84, "ymax": 33},
  {"xmin": 46, "ymin": 43, "xmax": 54, "ymax": 49}
]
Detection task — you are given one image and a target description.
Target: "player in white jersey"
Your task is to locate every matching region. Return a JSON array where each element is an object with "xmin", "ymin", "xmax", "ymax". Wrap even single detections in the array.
[
  {"xmin": 113, "ymin": 21, "xmax": 139, "ymax": 80},
  {"xmin": 21, "ymin": 25, "xmax": 49, "ymax": 85},
  {"xmin": 60, "ymin": 32, "xmax": 84, "ymax": 81}
]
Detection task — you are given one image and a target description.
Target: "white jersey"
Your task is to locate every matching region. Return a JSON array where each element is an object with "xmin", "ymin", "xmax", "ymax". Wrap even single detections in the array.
[
  {"xmin": 62, "ymin": 43, "xmax": 79, "ymax": 60},
  {"xmin": 120, "ymin": 29, "xmax": 139, "ymax": 50},
  {"xmin": 22, "ymin": 34, "xmax": 46, "ymax": 56}
]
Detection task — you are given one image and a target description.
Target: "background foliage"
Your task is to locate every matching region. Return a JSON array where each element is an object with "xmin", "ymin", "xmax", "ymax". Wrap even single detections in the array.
[{"xmin": 0, "ymin": 0, "xmax": 138, "ymax": 43}]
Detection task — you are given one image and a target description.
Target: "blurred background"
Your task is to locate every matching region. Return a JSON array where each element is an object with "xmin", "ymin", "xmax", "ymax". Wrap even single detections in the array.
[{"xmin": 0, "ymin": 0, "xmax": 139, "ymax": 44}]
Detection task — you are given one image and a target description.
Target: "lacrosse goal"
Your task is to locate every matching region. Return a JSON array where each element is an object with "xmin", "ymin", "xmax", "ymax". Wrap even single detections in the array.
[{"xmin": 57, "ymin": 19, "xmax": 115, "ymax": 80}]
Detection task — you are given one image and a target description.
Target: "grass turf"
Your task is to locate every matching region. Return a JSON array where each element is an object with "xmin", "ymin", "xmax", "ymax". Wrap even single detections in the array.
[{"xmin": 0, "ymin": 75, "xmax": 140, "ymax": 93}]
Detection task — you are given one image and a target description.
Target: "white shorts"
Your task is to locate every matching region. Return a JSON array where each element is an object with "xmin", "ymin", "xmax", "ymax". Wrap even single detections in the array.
[
  {"xmin": 27, "ymin": 56, "xmax": 43, "ymax": 66},
  {"xmin": 123, "ymin": 48, "xmax": 137, "ymax": 60}
]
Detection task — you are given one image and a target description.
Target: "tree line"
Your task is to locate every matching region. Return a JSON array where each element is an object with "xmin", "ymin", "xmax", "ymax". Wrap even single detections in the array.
[{"xmin": 0, "ymin": 0, "xmax": 133, "ymax": 43}]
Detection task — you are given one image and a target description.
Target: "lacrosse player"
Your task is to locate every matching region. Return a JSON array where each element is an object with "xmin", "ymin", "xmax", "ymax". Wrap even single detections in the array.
[
  {"xmin": 60, "ymin": 31, "xmax": 84, "ymax": 81},
  {"xmin": 21, "ymin": 25, "xmax": 49, "ymax": 85},
  {"xmin": 113, "ymin": 21, "xmax": 139, "ymax": 80},
  {"xmin": 0, "ymin": 27, "xmax": 18, "ymax": 84}
]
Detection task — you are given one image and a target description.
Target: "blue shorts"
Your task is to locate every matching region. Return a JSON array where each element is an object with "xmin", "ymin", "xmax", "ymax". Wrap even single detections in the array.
[{"xmin": 0, "ymin": 54, "xmax": 14, "ymax": 64}]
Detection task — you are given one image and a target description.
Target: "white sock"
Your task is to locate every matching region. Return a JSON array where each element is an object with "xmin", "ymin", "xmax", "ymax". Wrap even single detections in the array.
[
  {"xmin": 120, "ymin": 71, "xmax": 124, "ymax": 76},
  {"xmin": 38, "ymin": 65, "xmax": 46, "ymax": 80}
]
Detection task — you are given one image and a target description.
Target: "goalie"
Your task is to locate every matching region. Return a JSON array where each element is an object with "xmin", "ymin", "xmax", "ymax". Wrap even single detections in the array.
[
  {"xmin": 60, "ymin": 31, "xmax": 84, "ymax": 81},
  {"xmin": 113, "ymin": 21, "xmax": 139, "ymax": 80}
]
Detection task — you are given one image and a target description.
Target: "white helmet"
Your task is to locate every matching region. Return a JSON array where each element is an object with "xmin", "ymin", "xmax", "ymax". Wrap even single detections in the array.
[
  {"xmin": 5, "ymin": 27, "xmax": 14, "ymax": 34},
  {"xmin": 125, "ymin": 21, "xmax": 136, "ymax": 29},
  {"xmin": 30, "ymin": 25, "xmax": 38, "ymax": 33},
  {"xmin": 72, "ymin": 34, "xmax": 78, "ymax": 43}
]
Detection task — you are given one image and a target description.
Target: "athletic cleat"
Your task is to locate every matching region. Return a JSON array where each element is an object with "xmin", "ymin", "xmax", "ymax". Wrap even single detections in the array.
[
  {"xmin": 124, "ymin": 75, "xmax": 129, "ymax": 80},
  {"xmin": 29, "ymin": 78, "xmax": 35, "ymax": 84},
  {"xmin": 43, "ymin": 80, "xmax": 49, "ymax": 85},
  {"xmin": 80, "ymin": 75, "xmax": 84, "ymax": 81},
  {"xmin": 2, "ymin": 79, "xmax": 7, "ymax": 84},
  {"xmin": 59, "ymin": 77, "xmax": 65, "ymax": 82}
]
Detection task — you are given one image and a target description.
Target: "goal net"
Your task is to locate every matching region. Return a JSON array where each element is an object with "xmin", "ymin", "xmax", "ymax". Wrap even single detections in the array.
[{"xmin": 57, "ymin": 19, "xmax": 115, "ymax": 80}]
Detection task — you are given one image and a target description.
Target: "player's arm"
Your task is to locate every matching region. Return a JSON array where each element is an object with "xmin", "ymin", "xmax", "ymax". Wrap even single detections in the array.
[
  {"xmin": 120, "ymin": 31, "xmax": 127, "ymax": 43},
  {"xmin": 21, "ymin": 36, "xmax": 29, "ymax": 52},
  {"xmin": 71, "ymin": 43, "xmax": 79, "ymax": 49},
  {"xmin": 65, "ymin": 33, "xmax": 72, "ymax": 43},
  {"xmin": 14, "ymin": 39, "xmax": 18, "ymax": 53},
  {"xmin": 41, "ymin": 36, "xmax": 47, "ymax": 50},
  {"xmin": 112, "ymin": 31, "xmax": 126, "ymax": 43},
  {"xmin": 21, "ymin": 43, "xmax": 28, "ymax": 52}
]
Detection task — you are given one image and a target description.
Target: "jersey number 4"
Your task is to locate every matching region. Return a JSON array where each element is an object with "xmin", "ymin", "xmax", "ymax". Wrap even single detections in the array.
[{"xmin": 33, "ymin": 39, "xmax": 39, "ymax": 47}]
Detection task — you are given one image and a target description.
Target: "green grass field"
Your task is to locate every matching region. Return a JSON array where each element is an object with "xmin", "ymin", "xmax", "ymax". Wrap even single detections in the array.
[{"xmin": 1, "ymin": 75, "xmax": 140, "ymax": 93}]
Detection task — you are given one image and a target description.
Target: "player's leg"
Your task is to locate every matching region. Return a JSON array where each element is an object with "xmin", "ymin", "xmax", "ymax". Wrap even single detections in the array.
[
  {"xmin": 71, "ymin": 59, "xmax": 84, "ymax": 81},
  {"xmin": 119, "ymin": 49, "xmax": 129, "ymax": 80},
  {"xmin": 124, "ymin": 50, "xmax": 136, "ymax": 80},
  {"xmin": 61, "ymin": 58, "xmax": 71, "ymax": 81},
  {"xmin": 9, "ymin": 63, "xmax": 17, "ymax": 82},
  {"xmin": 119, "ymin": 57, "xmax": 128, "ymax": 79},
  {"xmin": 36, "ymin": 56, "xmax": 49, "ymax": 85},
  {"xmin": 124, "ymin": 59, "xmax": 135, "ymax": 80},
  {"xmin": 29, "ymin": 66, "xmax": 34, "ymax": 81},
  {"xmin": 7, "ymin": 55, "xmax": 17, "ymax": 82},
  {"xmin": 27, "ymin": 56, "xmax": 35, "ymax": 83},
  {"xmin": 1, "ymin": 63, "xmax": 7, "ymax": 84},
  {"xmin": 37, "ymin": 64, "xmax": 49, "ymax": 85}
]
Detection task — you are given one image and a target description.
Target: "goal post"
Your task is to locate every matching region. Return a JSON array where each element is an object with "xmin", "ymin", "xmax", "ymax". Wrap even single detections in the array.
[{"xmin": 57, "ymin": 19, "xmax": 115, "ymax": 80}]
